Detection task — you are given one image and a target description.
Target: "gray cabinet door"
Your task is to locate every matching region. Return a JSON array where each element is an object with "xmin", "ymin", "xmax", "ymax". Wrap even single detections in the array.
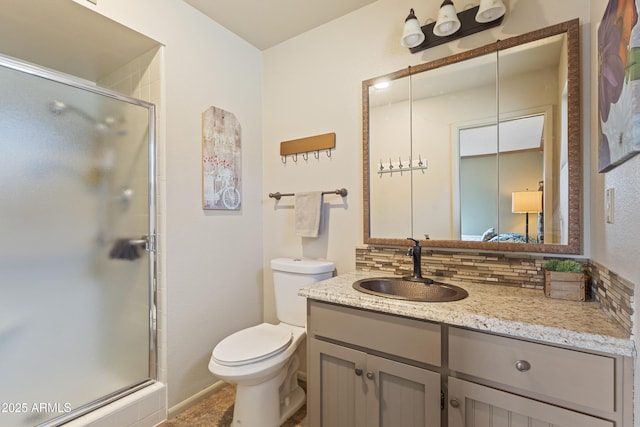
[
  {"xmin": 308, "ymin": 338, "xmax": 440, "ymax": 427},
  {"xmin": 308, "ymin": 338, "xmax": 367, "ymax": 427},
  {"xmin": 367, "ymin": 353, "xmax": 441, "ymax": 427},
  {"xmin": 447, "ymin": 377, "xmax": 614, "ymax": 427}
]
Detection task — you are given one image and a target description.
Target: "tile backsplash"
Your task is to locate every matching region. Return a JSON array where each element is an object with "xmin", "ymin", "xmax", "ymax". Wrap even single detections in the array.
[
  {"xmin": 356, "ymin": 245, "xmax": 633, "ymax": 335},
  {"xmin": 588, "ymin": 260, "xmax": 634, "ymax": 335},
  {"xmin": 356, "ymin": 246, "xmax": 549, "ymax": 288}
]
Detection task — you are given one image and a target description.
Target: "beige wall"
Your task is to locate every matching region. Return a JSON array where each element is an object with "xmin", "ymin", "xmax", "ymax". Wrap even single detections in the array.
[
  {"xmin": 589, "ymin": 0, "xmax": 640, "ymax": 419},
  {"xmin": 74, "ymin": 0, "xmax": 264, "ymax": 408},
  {"xmin": 75, "ymin": 0, "xmax": 640, "ymax": 418},
  {"xmin": 264, "ymin": 0, "xmax": 639, "ymax": 417},
  {"xmin": 261, "ymin": 0, "xmax": 593, "ymax": 322}
]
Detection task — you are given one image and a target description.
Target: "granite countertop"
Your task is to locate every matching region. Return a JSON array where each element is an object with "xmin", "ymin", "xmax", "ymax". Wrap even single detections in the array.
[{"xmin": 299, "ymin": 271, "xmax": 635, "ymax": 357}]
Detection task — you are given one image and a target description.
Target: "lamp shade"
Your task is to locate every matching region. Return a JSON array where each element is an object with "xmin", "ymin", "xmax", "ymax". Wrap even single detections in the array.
[
  {"xmin": 512, "ymin": 191, "xmax": 543, "ymax": 213},
  {"xmin": 433, "ymin": 0, "xmax": 461, "ymax": 37},
  {"xmin": 400, "ymin": 8, "xmax": 425, "ymax": 48},
  {"xmin": 475, "ymin": 0, "xmax": 506, "ymax": 23}
]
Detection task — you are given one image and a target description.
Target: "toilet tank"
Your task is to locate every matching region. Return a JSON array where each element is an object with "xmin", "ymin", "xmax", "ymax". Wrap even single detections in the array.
[{"xmin": 271, "ymin": 258, "xmax": 335, "ymax": 327}]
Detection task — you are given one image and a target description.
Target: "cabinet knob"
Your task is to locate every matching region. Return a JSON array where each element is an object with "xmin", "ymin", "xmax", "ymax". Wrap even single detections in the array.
[
  {"xmin": 515, "ymin": 360, "xmax": 531, "ymax": 372},
  {"xmin": 366, "ymin": 372, "xmax": 374, "ymax": 380},
  {"xmin": 355, "ymin": 368, "xmax": 363, "ymax": 376},
  {"xmin": 449, "ymin": 399, "xmax": 460, "ymax": 408}
]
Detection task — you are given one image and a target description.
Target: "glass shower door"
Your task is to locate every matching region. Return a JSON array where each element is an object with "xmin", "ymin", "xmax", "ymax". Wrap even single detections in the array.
[{"xmin": 0, "ymin": 57, "xmax": 156, "ymax": 427}]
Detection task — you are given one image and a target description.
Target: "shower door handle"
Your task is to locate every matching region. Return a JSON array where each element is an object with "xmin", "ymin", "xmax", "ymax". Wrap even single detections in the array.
[{"xmin": 130, "ymin": 234, "xmax": 156, "ymax": 252}]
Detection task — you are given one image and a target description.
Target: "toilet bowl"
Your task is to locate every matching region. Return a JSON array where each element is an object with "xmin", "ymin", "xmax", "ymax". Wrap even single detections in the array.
[
  {"xmin": 208, "ymin": 323, "xmax": 306, "ymax": 425},
  {"xmin": 208, "ymin": 257, "xmax": 335, "ymax": 426}
]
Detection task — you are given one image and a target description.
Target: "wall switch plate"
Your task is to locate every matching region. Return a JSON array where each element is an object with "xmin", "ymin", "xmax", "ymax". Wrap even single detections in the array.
[{"xmin": 605, "ymin": 188, "xmax": 614, "ymax": 224}]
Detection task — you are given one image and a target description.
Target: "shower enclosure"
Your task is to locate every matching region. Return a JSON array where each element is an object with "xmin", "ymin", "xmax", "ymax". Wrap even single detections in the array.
[{"xmin": 0, "ymin": 55, "xmax": 157, "ymax": 426}]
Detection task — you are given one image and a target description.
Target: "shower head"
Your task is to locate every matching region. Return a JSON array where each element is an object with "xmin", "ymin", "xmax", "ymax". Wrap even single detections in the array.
[
  {"xmin": 49, "ymin": 99, "xmax": 95, "ymax": 123},
  {"xmin": 47, "ymin": 99, "xmax": 123, "ymax": 135}
]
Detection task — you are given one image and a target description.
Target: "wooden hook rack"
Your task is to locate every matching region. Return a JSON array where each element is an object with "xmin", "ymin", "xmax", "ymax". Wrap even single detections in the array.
[{"xmin": 280, "ymin": 132, "xmax": 335, "ymax": 164}]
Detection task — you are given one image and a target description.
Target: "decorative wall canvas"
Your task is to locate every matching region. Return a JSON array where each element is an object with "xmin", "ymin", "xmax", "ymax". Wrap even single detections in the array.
[
  {"xmin": 598, "ymin": 0, "xmax": 640, "ymax": 172},
  {"xmin": 202, "ymin": 106, "xmax": 241, "ymax": 209}
]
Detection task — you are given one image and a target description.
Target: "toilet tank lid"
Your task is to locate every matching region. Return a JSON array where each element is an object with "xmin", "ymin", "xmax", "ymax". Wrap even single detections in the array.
[{"xmin": 271, "ymin": 257, "xmax": 335, "ymax": 274}]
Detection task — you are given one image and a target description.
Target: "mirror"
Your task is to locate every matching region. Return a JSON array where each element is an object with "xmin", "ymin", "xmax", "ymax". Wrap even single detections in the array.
[{"xmin": 363, "ymin": 20, "xmax": 581, "ymax": 254}]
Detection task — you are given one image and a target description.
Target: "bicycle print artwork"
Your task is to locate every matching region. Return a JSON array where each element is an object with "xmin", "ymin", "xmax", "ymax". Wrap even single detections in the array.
[{"xmin": 202, "ymin": 106, "xmax": 242, "ymax": 210}]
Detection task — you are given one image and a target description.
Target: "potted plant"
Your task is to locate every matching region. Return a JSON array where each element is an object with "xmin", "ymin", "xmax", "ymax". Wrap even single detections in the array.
[{"xmin": 542, "ymin": 259, "xmax": 587, "ymax": 301}]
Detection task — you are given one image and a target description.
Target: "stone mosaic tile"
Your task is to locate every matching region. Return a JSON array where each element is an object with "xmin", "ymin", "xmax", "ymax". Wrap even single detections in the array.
[
  {"xmin": 589, "ymin": 261, "xmax": 633, "ymax": 335},
  {"xmin": 356, "ymin": 246, "xmax": 634, "ymax": 335}
]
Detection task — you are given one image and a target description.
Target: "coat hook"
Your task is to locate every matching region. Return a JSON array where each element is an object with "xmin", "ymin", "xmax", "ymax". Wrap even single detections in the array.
[
  {"xmin": 292, "ymin": 153, "xmax": 298, "ymax": 163},
  {"xmin": 326, "ymin": 149, "xmax": 332, "ymax": 158},
  {"xmin": 418, "ymin": 154, "xmax": 423, "ymax": 167},
  {"xmin": 281, "ymin": 155, "xmax": 287, "ymax": 165},
  {"xmin": 302, "ymin": 152, "xmax": 308, "ymax": 161},
  {"xmin": 379, "ymin": 159, "xmax": 384, "ymax": 171},
  {"xmin": 398, "ymin": 157, "xmax": 403, "ymax": 169},
  {"xmin": 388, "ymin": 158, "xmax": 393, "ymax": 170},
  {"xmin": 314, "ymin": 150, "xmax": 320, "ymax": 159}
]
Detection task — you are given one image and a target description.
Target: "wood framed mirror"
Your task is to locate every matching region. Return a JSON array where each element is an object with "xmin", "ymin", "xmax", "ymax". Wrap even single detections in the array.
[{"xmin": 363, "ymin": 19, "xmax": 581, "ymax": 254}]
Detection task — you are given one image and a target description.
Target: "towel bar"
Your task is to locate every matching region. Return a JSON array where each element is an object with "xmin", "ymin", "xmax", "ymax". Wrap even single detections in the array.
[{"xmin": 268, "ymin": 188, "xmax": 347, "ymax": 200}]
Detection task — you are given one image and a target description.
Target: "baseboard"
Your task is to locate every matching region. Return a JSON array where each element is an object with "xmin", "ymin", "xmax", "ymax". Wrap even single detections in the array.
[{"xmin": 168, "ymin": 380, "xmax": 227, "ymax": 419}]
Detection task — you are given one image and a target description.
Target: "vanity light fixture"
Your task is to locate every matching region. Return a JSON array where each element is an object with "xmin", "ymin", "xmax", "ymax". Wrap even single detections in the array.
[
  {"xmin": 401, "ymin": 8, "xmax": 426, "ymax": 48},
  {"xmin": 475, "ymin": 0, "xmax": 506, "ymax": 23},
  {"xmin": 433, "ymin": 0, "xmax": 461, "ymax": 37},
  {"xmin": 401, "ymin": 0, "xmax": 506, "ymax": 53},
  {"xmin": 512, "ymin": 190, "xmax": 543, "ymax": 243}
]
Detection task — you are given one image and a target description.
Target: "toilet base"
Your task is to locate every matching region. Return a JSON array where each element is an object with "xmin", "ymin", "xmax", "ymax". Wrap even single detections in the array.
[
  {"xmin": 231, "ymin": 374, "xmax": 305, "ymax": 426},
  {"xmin": 280, "ymin": 384, "xmax": 305, "ymax": 423}
]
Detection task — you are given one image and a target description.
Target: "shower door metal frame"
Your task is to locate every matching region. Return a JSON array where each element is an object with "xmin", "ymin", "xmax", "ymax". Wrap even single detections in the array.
[{"xmin": 0, "ymin": 53, "xmax": 158, "ymax": 426}]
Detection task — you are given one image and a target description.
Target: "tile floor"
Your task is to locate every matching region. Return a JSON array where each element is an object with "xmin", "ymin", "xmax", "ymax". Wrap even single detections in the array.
[{"xmin": 158, "ymin": 383, "xmax": 307, "ymax": 427}]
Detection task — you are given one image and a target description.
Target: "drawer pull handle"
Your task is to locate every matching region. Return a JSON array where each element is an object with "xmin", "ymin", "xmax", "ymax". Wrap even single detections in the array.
[
  {"xmin": 450, "ymin": 399, "xmax": 460, "ymax": 408},
  {"xmin": 355, "ymin": 368, "xmax": 363, "ymax": 376},
  {"xmin": 366, "ymin": 372, "xmax": 375, "ymax": 380},
  {"xmin": 515, "ymin": 360, "xmax": 531, "ymax": 372}
]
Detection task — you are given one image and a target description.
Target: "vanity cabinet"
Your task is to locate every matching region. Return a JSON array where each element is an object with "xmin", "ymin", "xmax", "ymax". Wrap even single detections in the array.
[
  {"xmin": 306, "ymin": 300, "xmax": 632, "ymax": 427},
  {"xmin": 307, "ymin": 300, "xmax": 442, "ymax": 427},
  {"xmin": 447, "ymin": 327, "xmax": 632, "ymax": 427}
]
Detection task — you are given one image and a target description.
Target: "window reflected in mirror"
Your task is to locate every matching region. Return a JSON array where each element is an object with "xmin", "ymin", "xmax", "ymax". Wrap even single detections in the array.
[{"xmin": 459, "ymin": 114, "xmax": 545, "ymax": 244}]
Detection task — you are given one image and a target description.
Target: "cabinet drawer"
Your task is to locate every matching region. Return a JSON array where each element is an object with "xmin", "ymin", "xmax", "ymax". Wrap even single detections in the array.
[
  {"xmin": 448, "ymin": 377, "xmax": 614, "ymax": 427},
  {"xmin": 448, "ymin": 327, "xmax": 615, "ymax": 412},
  {"xmin": 308, "ymin": 300, "xmax": 441, "ymax": 366}
]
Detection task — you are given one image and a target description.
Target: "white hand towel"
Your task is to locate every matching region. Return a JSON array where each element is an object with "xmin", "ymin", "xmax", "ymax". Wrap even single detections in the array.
[{"xmin": 294, "ymin": 191, "xmax": 323, "ymax": 237}]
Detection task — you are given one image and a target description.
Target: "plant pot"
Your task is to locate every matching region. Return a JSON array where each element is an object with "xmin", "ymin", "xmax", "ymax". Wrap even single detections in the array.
[{"xmin": 544, "ymin": 270, "xmax": 586, "ymax": 301}]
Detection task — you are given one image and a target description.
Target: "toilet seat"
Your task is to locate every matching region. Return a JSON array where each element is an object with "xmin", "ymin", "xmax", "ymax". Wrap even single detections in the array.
[{"xmin": 213, "ymin": 323, "xmax": 293, "ymax": 367}]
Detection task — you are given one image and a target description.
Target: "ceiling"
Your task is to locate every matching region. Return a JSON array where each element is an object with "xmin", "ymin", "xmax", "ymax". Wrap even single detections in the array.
[
  {"xmin": 1, "ymin": 0, "xmax": 375, "ymax": 81},
  {"xmin": 0, "ymin": 0, "xmax": 159, "ymax": 82},
  {"xmin": 182, "ymin": 0, "xmax": 377, "ymax": 50}
]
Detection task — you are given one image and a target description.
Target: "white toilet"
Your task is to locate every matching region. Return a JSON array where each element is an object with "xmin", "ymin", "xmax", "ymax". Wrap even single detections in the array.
[{"xmin": 208, "ymin": 257, "xmax": 335, "ymax": 426}]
